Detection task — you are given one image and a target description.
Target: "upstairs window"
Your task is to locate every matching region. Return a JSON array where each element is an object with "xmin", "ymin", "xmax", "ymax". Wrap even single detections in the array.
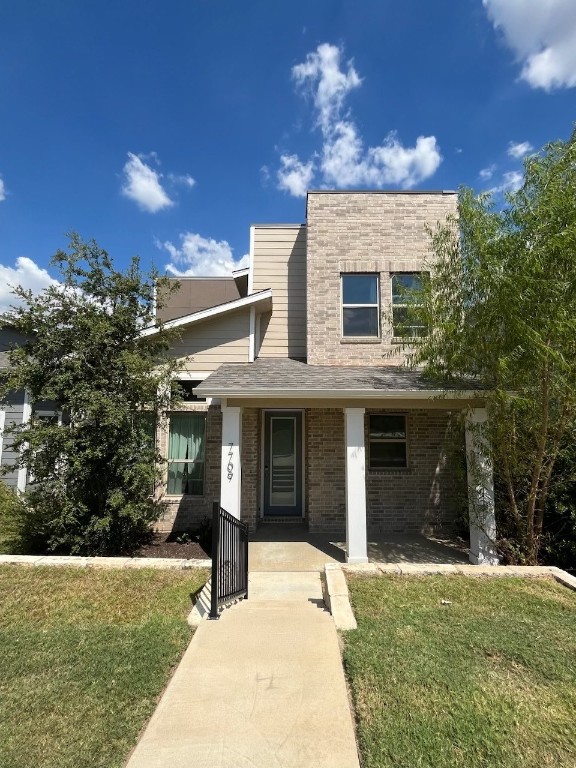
[
  {"xmin": 174, "ymin": 380, "xmax": 206, "ymax": 403},
  {"xmin": 391, "ymin": 273, "xmax": 427, "ymax": 337},
  {"xmin": 341, "ymin": 274, "xmax": 380, "ymax": 337},
  {"xmin": 369, "ymin": 414, "xmax": 407, "ymax": 469}
]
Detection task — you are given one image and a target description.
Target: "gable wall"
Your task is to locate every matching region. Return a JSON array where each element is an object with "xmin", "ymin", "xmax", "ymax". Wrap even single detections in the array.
[{"xmin": 166, "ymin": 309, "xmax": 250, "ymax": 372}]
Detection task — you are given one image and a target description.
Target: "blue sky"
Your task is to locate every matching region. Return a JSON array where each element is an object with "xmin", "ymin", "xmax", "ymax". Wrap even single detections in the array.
[{"xmin": 0, "ymin": 0, "xmax": 575, "ymax": 311}]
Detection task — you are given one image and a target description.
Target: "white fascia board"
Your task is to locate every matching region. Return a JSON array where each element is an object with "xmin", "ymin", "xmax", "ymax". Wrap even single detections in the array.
[
  {"xmin": 173, "ymin": 371, "xmax": 212, "ymax": 380},
  {"xmin": 197, "ymin": 388, "xmax": 484, "ymax": 400},
  {"xmin": 140, "ymin": 288, "xmax": 272, "ymax": 337},
  {"xmin": 248, "ymin": 226, "xmax": 254, "ymax": 294},
  {"xmin": 232, "ymin": 267, "xmax": 249, "ymax": 277}
]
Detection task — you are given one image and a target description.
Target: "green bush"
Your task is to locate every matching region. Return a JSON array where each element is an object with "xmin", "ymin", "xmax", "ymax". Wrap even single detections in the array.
[{"xmin": 0, "ymin": 481, "xmax": 47, "ymax": 554}]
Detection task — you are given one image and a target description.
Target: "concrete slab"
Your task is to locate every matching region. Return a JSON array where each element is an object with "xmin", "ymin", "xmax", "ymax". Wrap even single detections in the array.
[
  {"xmin": 34, "ymin": 556, "xmax": 88, "ymax": 567},
  {"xmin": 249, "ymin": 539, "xmax": 342, "ymax": 572},
  {"xmin": 550, "ymin": 567, "xmax": 576, "ymax": 591},
  {"xmin": 126, "ymin": 573, "xmax": 360, "ymax": 768},
  {"xmin": 249, "ymin": 527, "xmax": 468, "ymax": 570},
  {"xmin": 367, "ymin": 534, "xmax": 468, "ymax": 564},
  {"xmin": 87, "ymin": 557, "xmax": 132, "ymax": 568},
  {"xmin": 0, "ymin": 555, "xmax": 41, "ymax": 565},
  {"xmin": 187, "ymin": 579, "xmax": 213, "ymax": 627},
  {"xmin": 123, "ymin": 558, "xmax": 190, "ymax": 569},
  {"xmin": 248, "ymin": 571, "xmax": 324, "ymax": 602}
]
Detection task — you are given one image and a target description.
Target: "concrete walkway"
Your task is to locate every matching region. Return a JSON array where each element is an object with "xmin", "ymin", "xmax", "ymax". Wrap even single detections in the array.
[{"xmin": 126, "ymin": 571, "xmax": 360, "ymax": 768}]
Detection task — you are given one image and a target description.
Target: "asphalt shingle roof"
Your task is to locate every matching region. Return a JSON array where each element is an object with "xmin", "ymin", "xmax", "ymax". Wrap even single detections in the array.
[{"xmin": 195, "ymin": 358, "xmax": 480, "ymax": 397}]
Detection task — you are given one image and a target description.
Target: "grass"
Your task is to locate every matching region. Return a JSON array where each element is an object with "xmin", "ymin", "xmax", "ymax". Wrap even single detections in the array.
[
  {"xmin": 0, "ymin": 565, "xmax": 208, "ymax": 768},
  {"xmin": 344, "ymin": 575, "xmax": 576, "ymax": 768}
]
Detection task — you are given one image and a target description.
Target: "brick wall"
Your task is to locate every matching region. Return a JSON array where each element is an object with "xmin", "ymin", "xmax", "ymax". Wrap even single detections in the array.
[
  {"xmin": 240, "ymin": 407, "xmax": 260, "ymax": 529},
  {"xmin": 305, "ymin": 407, "xmax": 466, "ymax": 536},
  {"xmin": 306, "ymin": 192, "xmax": 457, "ymax": 366},
  {"xmin": 365, "ymin": 409, "xmax": 467, "ymax": 536},
  {"xmin": 306, "ymin": 408, "xmax": 346, "ymax": 530}
]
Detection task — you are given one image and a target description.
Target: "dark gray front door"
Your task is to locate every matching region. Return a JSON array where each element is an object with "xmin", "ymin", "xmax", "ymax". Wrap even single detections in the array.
[{"xmin": 263, "ymin": 411, "xmax": 303, "ymax": 517}]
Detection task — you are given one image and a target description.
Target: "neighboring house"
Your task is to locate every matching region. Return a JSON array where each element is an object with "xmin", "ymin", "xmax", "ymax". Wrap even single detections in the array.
[
  {"xmin": 0, "ymin": 319, "xmax": 60, "ymax": 494},
  {"xmin": 0, "ymin": 321, "xmax": 32, "ymax": 493},
  {"xmin": 144, "ymin": 191, "xmax": 498, "ymax": 565}
]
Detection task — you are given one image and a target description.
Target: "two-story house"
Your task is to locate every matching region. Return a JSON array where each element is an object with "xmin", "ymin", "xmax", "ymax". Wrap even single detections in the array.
[{"xmin": 143, "ymin": 191, "xmax": 498, "ymax": 565}]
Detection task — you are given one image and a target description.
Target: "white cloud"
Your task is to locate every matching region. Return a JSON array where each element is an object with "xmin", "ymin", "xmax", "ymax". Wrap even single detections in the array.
[
  {"xmin": 490, "ymin": 170, "xmax": 524, "ymax": 195},
  {"xmin": 479, "ymin": 164, "xmax": 497, "ymax": 180},
  {"xmin": 507, "ymin": 140, "xmax": 533, "ymax": 159},
  {"xmin": 121, "ymin": 152, "xmax": 174, "ymax": 213},
  {"xmin": 277, "ymin": 154, "xmax": 315, "ymax": 197},
  {"xmin": 292, "ymin": 43, "xmax": 362, "ymax": 132},
  {"xmin": 278, "ymin": 43, "xmax": 441, "ymax": 195},
  {"xmin": 483, "ymin": 0, "xmax": 576, "ymax": 90},
  {"xmin": 168, "ymin": 173, "xmax": 196, "ymax": 188},
  {"xmin": 157, "ymin": 233, "xmax": 249, "ymax": 277},
  {"xmin": 0, "ymin": 176, "xmax": 6, "ymax": 202},
  {"xmin": 0, "ymin": 257, "xmax": 58, "ymax": 314}
]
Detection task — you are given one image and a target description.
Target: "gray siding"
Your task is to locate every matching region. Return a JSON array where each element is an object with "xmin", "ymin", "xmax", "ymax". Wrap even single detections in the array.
[
  {"xmin": 0, "ymin": 326, "xmax": 32, "ymax": 370},
  {"xmin": 1, "ymin": 390, "xmax": 26, "ymax": 489}
]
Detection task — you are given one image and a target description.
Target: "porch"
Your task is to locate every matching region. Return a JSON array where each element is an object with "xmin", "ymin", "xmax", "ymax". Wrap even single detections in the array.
[
  {"xmin": 195, "ymin": 358, "xmax": 499, "ymax": 567},
  {"xmin": 249, "ymin": 525, "xmax": 468, "ymax": 572}
]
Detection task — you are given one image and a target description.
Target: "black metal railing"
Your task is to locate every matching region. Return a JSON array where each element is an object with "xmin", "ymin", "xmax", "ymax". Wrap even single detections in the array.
[{"xmin": 210, "ymin": 501, "xmax": 249, "ymax": 619}]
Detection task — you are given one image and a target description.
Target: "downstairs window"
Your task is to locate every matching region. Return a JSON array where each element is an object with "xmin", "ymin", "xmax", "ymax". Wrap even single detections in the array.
[
  {"xmin": 168, "ymin": 413, "xmax": 206, "ymax": 495},
  {"xmin": 369, "ymin": 414, "xmax": 407, "ymax": 469}
]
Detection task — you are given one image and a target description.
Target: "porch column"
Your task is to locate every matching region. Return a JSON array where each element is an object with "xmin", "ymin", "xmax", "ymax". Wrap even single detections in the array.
[
  {"xmin": 465, "ymin": 407, "xmax": 498, "ymax": 565},
  {"xmin": 220, "ymin": 405, "xmax": 242, "ymax": 519},
  {"xmin": 344, "ymin": 407, "xmax": 368, "ymax": 564}
]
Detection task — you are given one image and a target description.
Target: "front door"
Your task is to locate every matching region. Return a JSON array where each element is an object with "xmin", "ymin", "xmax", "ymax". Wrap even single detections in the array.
[{"xmin": 263, "ymin": 411, "xmax": 303, "ymax": 517}]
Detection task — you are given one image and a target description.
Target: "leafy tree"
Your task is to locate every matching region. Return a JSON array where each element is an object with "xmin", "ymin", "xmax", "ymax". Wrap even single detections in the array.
[
  {"xmin": 0, "ymin": 235, "xmax": 179, "ymax": 555},
  {"xmin": 402, "ymin": 129, "xmax": 576, "ymax": 564}
]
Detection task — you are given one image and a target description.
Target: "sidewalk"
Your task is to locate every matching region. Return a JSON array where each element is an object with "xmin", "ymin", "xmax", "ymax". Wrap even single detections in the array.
[{"xmin": 125, "ymin": 571, "xmax": 360, "ymax": 768}]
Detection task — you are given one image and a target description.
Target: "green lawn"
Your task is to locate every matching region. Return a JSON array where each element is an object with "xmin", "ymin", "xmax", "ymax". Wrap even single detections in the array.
[
  {"xmin": 0, "ymin": 565, "xmax": 208, "ymax": 768},
  {"xmin": 344, "ymin": 575, "xmax": 576, "ymax": 768}
]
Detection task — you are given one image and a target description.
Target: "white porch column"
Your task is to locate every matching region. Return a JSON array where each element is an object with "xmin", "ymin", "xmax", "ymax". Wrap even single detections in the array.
[
  {"xmin": 465, "ymin": 407, "xmax": 499, "ymax": 565},
  {"xmin": 220, "ymin": 405, "xmax": 242, "ymax": 519},
  {"xmin": 344, "ymin": 407, "xmax": 368, "ymax": 564}
]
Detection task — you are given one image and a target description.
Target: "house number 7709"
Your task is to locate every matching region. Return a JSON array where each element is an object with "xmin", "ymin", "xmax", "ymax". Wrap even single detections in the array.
[{"xmin": 227, "ymin": 442, "xmax": 234, "ymax": 480}]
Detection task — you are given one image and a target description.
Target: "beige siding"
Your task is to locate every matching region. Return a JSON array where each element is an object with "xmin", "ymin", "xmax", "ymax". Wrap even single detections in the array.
[
  {"xmin": 167, "ymin": 310, "xmax": 250, "ymax": 372},
  {"xmin": 252, "ymin": 225, "xmax": 306, "ymax": 359}
]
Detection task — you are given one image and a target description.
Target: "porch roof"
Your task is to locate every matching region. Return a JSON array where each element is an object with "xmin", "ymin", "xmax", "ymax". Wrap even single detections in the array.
[{"xmin": 195, "ymin": 358, "xmax": 482, "ymax": 400}]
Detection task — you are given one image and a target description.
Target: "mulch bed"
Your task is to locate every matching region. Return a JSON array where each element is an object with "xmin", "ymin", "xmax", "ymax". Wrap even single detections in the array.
[{"xmin": 133, "ymin": 532, "xmax": 210, "ymax": 560}]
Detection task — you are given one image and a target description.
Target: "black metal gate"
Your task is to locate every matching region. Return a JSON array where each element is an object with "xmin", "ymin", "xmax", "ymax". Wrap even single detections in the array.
[{"xmin": 209, "ymin": 501, "xmax": 249, "ymax": 619}]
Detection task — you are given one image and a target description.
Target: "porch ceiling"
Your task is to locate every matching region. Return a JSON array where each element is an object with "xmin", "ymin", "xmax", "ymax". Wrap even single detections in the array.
[{"xmin": 195, "ymin": 357, "xmax": 483, "ymax": 402}]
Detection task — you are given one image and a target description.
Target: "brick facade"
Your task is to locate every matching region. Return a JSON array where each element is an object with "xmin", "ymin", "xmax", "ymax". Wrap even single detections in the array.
[
  {"xmin": 306, "ymin": 192, "xmax": 457, "ymax": 366},
  {"xmin": 240, "ymin": 408, "xmax": 260, "ymax": 530},
  {"xmin": 306, "ymin": 408, "xmax": 346, "ymax": 530},
  {"xmin": 303, "ymin": 407, "xmax": 465, "ymax": 535},
  {"xmin": 364, "ymin": 409, "xmax": 466, "ymax": 536}
]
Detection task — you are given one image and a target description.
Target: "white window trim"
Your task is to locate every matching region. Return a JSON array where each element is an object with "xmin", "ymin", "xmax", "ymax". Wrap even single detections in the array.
[
  {"xmin": 17, "ymin": 389, "xmax": 32, "ymax": 494},
  {"xmin": 341, "ymin": 273, "xmax": 381, "ymax": 338},
  {"xmin": 171, "ymin": 371, "xmax": 211, "ymax": 404}
]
